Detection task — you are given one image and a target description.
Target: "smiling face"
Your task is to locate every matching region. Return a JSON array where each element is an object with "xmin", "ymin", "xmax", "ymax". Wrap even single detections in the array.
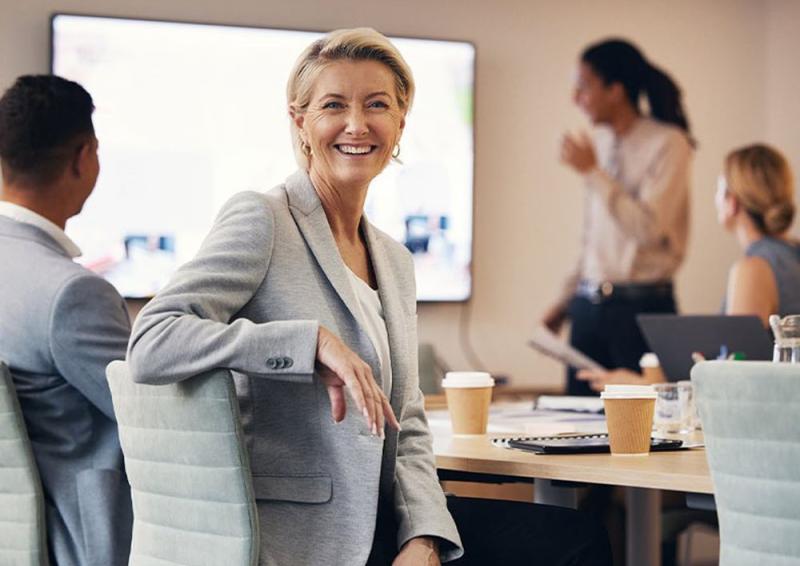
[{"xmin": 292, "ymin": 59, "xmax": 405, "ymax": 193}]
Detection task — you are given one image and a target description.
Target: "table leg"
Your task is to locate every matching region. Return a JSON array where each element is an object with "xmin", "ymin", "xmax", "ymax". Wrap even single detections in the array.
[
  {"xmin": 626, "ymin": 487, "xmax": 661, "ymax": 566},
  {"xmin": 533, "ymin": 479, "xmax": 578, "ymax": 509}
]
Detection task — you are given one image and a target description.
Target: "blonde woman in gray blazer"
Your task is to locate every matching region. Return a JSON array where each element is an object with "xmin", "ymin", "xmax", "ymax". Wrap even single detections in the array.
[
  {"xmin": 128, "ymin": 28, "xmax": 614, "ymax": 566},
  {"xmin": 128, "ymin": 28, "xmax": 462, "ymax": 565}
]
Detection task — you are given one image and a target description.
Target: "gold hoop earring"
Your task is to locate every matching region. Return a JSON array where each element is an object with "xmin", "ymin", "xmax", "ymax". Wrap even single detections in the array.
[
  {"xmin": 392, "ymin": 143, "xmax": 401, "ymax": 159},
  {"xmin": 301, "ymin": 140, "xmax": 312, "ymax": 157}
]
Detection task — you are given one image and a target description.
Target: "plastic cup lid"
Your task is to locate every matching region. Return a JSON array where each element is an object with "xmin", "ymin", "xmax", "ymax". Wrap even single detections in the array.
[
  {"xmin": 600, "ymin": 384, "xmax": 657, "ymax": 399},
  {"xmin": 441, "ymin": 371, "xmax": 495, "ymax": 389},
  {"xmin": 639, "ymin": 352, "xmax": 660, "ymax": 368}
]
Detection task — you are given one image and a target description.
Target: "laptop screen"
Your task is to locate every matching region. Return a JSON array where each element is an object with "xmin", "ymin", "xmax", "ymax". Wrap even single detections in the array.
[{"xmin": 637, "ymin": 314, "xmax": 773, "ymax": 381}]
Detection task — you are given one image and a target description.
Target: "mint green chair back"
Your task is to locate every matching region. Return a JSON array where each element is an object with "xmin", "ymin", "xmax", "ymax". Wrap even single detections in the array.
[
  {"xmin": 0, "ymin": 361, "xmax": 49, "ymax": 566},
  {"xmin": 106, "ymin": 361, "xmax": 259, "ymax": 566},
  {"xmin": 692, "ymin": 361, "xmax": 800, "ymax": 566}
]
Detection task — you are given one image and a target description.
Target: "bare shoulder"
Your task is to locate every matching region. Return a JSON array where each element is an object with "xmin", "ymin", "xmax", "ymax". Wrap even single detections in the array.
[
  {"xmin": 727, "ymin": 255, "xmax": 778, "ymax": 318},
  {"xmin": 729, "ymin": 255, "xmax": 775, "ymax": 282}
]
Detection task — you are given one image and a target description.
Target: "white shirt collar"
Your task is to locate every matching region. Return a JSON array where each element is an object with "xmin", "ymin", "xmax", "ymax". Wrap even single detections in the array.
[{"xmin": 0, "ymin": 201, "xmax": 82, "ymax": 258}]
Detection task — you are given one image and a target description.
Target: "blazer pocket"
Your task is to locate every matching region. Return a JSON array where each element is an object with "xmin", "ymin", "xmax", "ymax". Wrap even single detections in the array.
[{"xmin": 251, "ymin": 473, "xmax": 332, "ymax": 504}]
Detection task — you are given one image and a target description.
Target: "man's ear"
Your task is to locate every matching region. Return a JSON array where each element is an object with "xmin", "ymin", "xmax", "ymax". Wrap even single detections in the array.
[{"xmin": 71, "ymin": 139, "xmax": 94, "ymax": 178}]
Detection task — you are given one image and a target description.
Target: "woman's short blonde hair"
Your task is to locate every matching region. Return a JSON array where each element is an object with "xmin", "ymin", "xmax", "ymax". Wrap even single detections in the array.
[
  {"xmin": 286, "ymin": 27, "xmax": 415, "ymax": 169},
  {"xmin": 725, "ymin": 143, "xmax": 796, "ymax": 236}
]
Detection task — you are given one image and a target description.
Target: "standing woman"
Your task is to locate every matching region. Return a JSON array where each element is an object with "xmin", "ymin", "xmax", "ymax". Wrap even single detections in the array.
[
  {"xmin": 576, "ymin": 144, "xmax": 798, "ymax": 393},
  {"xmin": 541, "ymin": 38, "xmax": 694, "ymax": 396},
  {"xmin": 128, "ymin": 28, "xmax": 611, "ymax": 565}
]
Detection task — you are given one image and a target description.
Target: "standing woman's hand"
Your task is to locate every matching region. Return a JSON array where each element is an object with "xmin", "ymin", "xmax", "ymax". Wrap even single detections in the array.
[
  {"xmin": 393, "ymin": 537, "xmax": 440, "ymax": 566},
  {"xmin": 560, "ymin": 132, "xmax": 597, "ymax": 174},
  {"xmin": 315, "ymin": 326, "xmax": 401, "ymax": 437},
  {"xmin": 541, "ymin": 300, "xmax": 569, "ymax": 334}
]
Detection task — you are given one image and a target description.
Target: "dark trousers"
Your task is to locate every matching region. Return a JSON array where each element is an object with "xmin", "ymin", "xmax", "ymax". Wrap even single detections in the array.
[
  {"xmin": 566, "ymin": 292, "xmax": 677, "ymax": 396},
  {"xmin": 367, "ymin": 495, "xmax": 613, "ymax": 566}
]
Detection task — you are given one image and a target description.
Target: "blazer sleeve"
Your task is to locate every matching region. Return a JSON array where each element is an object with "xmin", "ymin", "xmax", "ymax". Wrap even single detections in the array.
[
  {"xmin": 391, "ymin": 251, "xmax": 463, "ymax": 561},
  {"xmin": 126, "ymin": 191, "xmax": 319, "ymax": 385},
  {"xmin": 50, "ymin": 273, "xmax": 131, "ymax": 421},
  {"xmin": 394, "ymin": 387, "xmax": 463, "ymax": 562}
]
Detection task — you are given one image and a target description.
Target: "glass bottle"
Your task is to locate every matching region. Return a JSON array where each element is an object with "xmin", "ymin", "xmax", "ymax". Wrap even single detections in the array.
[{"xmin": 771, "ymin": 314, "xmax": 800, "ymax": 363}]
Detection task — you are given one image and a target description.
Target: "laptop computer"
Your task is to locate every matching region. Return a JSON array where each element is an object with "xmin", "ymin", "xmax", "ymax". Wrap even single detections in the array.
[{"xmin": 637, "ymin": 314, "xmax": 773, "ymax": 381}]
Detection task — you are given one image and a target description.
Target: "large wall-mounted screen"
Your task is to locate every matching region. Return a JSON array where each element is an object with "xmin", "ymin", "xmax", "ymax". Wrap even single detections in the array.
[{"xmin": 51, "ymin": 14, "xmax": 475, "ymax": 301}]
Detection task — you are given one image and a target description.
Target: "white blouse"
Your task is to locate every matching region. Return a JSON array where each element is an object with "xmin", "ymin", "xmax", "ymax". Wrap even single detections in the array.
[
  {"xmin": 559, "ymin": 117, "xmax": 692, "ymax": 300},
  {"xmin": 346, "ymin": 267, "xmax": 392, "ymax": 396}
]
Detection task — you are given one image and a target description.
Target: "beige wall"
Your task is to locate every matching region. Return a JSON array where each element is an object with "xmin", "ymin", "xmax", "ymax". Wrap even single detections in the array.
[
  {"xmin": 766, "ymin": 0, "xmax": 800, "ymax": 177},
  {"xmin": 1, "ymin": 0, "xmax": 795, "ymax": 388}
]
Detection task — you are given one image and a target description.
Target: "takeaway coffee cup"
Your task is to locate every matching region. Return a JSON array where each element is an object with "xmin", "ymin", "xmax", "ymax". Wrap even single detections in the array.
[
  {"xmin": 639, "ymin": 352, "xmax": 666, "ymax": 384},
  {"xmin": 441, "ymin": 372, "xmax": 495, "ymax": 434},
  {"xmin": 601, "ymin": 385, "xmax": 657, "ymax": 455}
]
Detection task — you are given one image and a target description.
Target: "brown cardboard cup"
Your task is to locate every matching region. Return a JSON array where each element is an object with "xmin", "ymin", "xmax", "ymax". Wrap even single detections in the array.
[
  {"xmin": 639, "ymin": 352, "xmax": 666, "ymax": 383},
  {"xmin": 601, "ymin": 385, "xmax": 657, "ymax": 455},
  {"xmin": 442, "ymin": 372, "xmax": 495, "ymax": 435}
]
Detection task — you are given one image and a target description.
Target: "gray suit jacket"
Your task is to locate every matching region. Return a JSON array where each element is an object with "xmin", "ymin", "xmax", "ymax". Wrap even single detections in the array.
[
  {"xmin": 0, "ymin": 215, "xmax": 133, "ymax": 566},
  {"xmin": 128, "ymin": 170, "xmax": 463, "ymax": 565}
]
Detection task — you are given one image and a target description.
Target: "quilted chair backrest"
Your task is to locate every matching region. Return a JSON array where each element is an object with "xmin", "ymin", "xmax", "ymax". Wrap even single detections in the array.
[
  {"xmin": 0, "ymin": 361, "xmax": 49, "ymax": 566},
  {"xmin": 106, "ymin": 360, "xmax": 259, "ymax": 566},
  {"xmin": 692, "ymin": 361, "xmax": 800, "ymax": 566}
]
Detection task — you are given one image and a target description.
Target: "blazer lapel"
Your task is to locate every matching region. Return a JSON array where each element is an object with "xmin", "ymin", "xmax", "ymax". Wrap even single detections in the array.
[
  {"xmin": 284, "ymin": 170, "xmax": 365, "ymax": 338},
  {"xmin": 362, "ymin": 221, "xmax": 408, "ymax": 412},
  {"xmin": 284, "ymin": 170, "xmax": 410, "ymax": 406}
]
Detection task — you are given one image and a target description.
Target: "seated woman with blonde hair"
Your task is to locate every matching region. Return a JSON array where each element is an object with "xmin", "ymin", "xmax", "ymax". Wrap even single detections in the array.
[
  {"xmin": 579, "ymin": 143, "xmax": 798, "ymax": 392},
  {"xmin": 128, "ymin": 26, "xmax": 611, "ymax": 565}
]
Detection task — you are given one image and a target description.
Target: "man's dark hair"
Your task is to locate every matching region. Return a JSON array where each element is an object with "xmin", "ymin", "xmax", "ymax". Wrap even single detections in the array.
[{"xmin": 0, "ymin": 74, "xmax": 95, "ymax": 187}]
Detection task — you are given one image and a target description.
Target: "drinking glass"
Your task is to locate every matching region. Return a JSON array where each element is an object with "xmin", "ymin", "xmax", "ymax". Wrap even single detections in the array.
[{"xmin": 653, "ymin": 383, "xmax": 682, "ymax": 434}]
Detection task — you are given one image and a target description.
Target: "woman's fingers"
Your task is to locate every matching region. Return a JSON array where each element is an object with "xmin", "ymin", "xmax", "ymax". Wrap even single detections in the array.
[
  {"xmin": 576, "ymin": 369, "xmax": 600, "ymax": 381},
  {"xmin": 346, "ymin": 364, "xmax": 397, "ymax": 437},
  {"xmin": 372, "ymin": 380, "xmax": 385, "ymax": 438},
  {"xmin": 356, "ymin": 364, "xmax": 377, "ymax": 432},
  {"xmin": 326, "ymin": 384, "xmax": 347, "ymax": 423},
  {"xmin": 340, "ymin": 362, "xmax": 379, "ymax": 435},
  {"xmin": 315, "ymin": 326, "xmax": 398, "ymax": 436}
]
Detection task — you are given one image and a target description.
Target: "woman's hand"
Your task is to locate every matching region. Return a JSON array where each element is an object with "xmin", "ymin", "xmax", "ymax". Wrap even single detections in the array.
[
  {"xmin": 560, "ymin": 132, "xmax": 597, "ymax": 174},
  {"xmin": 576, "ymin": 368, "xmax": 645, "ymax": 393},
  {"xmin": 541, "ymin": 300, "xmax": 569, "ymax": 334},
  {"xmin": 393, "ymin": 537, "xmax": 440, "ymax": 566},
  {"xmin": 315, "ymin": 326, "xmax": 400, "ymax": 436}
]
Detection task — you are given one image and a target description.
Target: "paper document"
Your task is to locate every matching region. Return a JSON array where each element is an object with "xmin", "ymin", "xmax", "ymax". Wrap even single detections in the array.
[
  {"xmin": 528, "ymin": 325, "xmax": 604, "ymax": 370},
  {"xmin": 535, "ymin": 395, "xmax": 605, "ymax": 414}
]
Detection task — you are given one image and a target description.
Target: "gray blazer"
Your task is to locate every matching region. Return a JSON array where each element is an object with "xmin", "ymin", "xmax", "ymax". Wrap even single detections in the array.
[
  {"xmin": 127, "ymin": 170, "xmax": 463, "ymax": 565},
  {"xmin": 0, "ymin": 215, "xmax": 133, "ymax": 566}
]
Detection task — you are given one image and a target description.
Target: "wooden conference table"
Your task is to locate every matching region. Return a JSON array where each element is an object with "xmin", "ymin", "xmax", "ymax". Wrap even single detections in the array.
[{"xmin": 430, "ymin": 408, "xmax": 713, "ymax": 566}]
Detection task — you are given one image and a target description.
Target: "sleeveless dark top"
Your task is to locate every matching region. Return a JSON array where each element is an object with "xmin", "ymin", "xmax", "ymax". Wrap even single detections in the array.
[{"xmin": 746, "ymin": 237, "xmax": 800, "ymax": 316}]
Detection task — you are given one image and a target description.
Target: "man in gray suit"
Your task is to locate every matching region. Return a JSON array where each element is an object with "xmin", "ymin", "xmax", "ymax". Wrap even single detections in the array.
[{"xmin": 0, "ymin": 75, "xmax": 132, "ymax": 565}]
